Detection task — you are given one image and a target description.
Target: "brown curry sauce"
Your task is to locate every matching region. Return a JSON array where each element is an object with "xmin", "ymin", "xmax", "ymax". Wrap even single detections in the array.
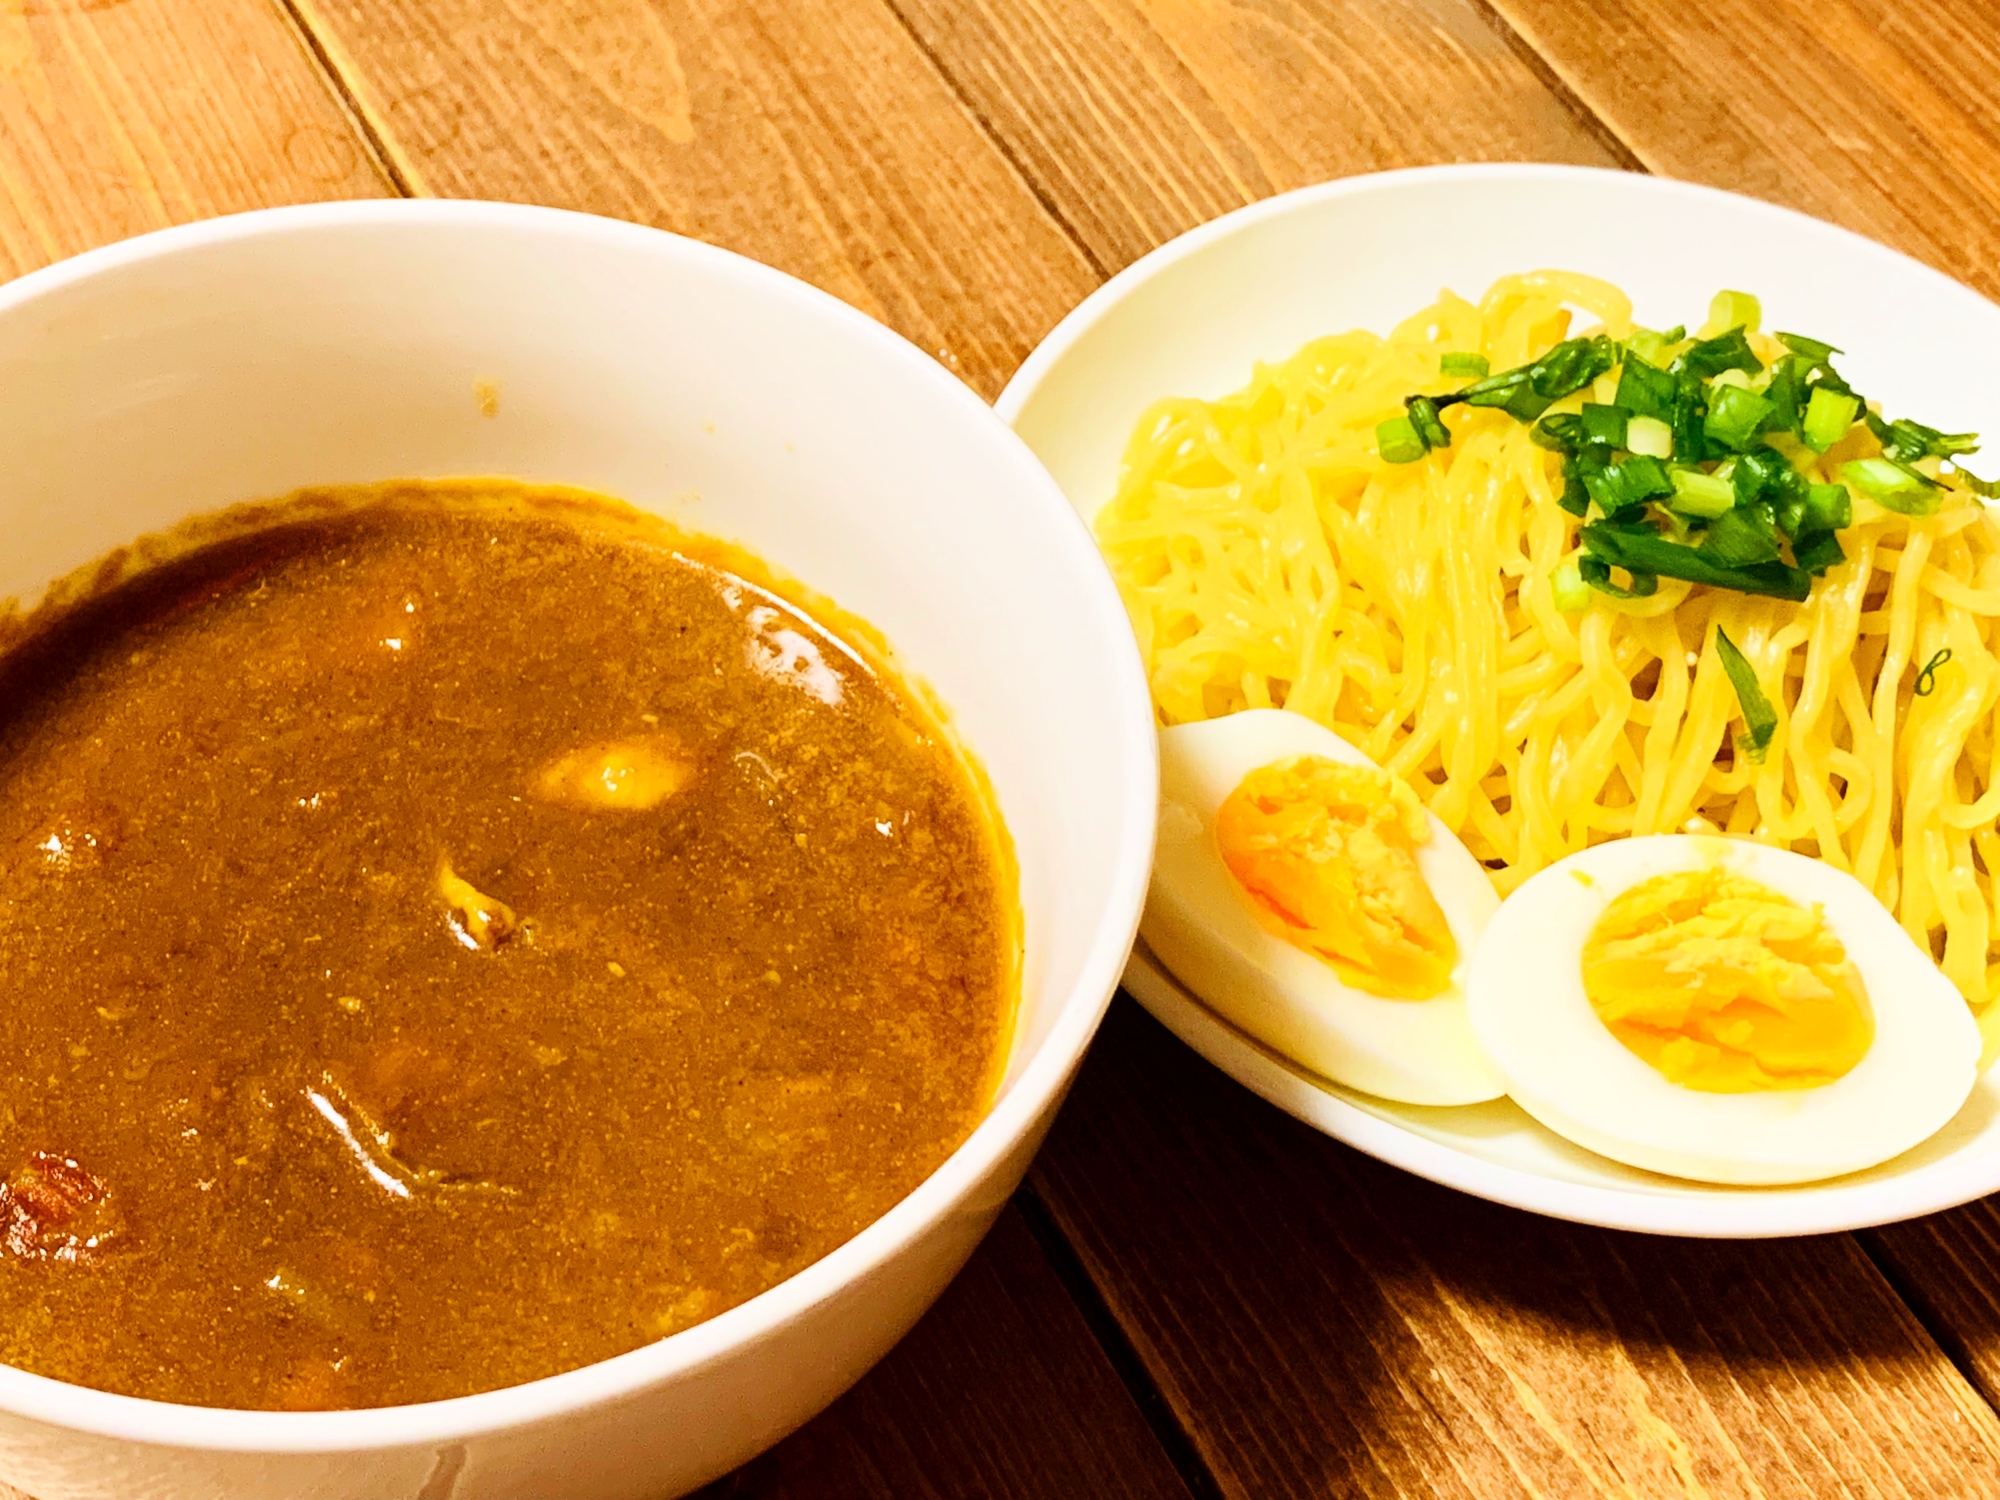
[{"xmin": 0, "ymin": 482, "xmax": 1016, "ymax": 1410}]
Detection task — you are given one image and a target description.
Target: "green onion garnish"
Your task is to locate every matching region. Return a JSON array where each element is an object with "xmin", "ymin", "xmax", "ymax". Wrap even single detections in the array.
[
  {"xmin": 1802, "ymin": 387, "xmax": 1860, "ymax": 453},
  {"xmin": 1708, "ymin": 290, "xmax": 1761, "ymax": 335},
  {"xmin": 1715, "ymin": 626, "xmax": 1778, "ymax": 762},
  {"xmin": 1580, "ymin": 402, "xmax": 1629, "ymax": 448},
  {"xmin": 1703, "ymin": 383, "xmax": 1774, "ymax": 451},
  {"xmin": 1668, "ymin": 466, "xmax": 1735, "ymax": 518},
  {"xmin": 1678, "ymin": 327, "xmax": 1763, "ymax": 381},
  {"xmin": 1377, "ymin": 415, "xmax": 1427, "ymax": 464},
  {"xmin": 1531, "ymin": 412, "xmax": 1583, "ymax": 453},
  {"xmin": 1803, "ymin": 482, "xmax": 1851, "ymax": 533},
  {"xmin": 1776, "ymin": 332, "xmax": 1842, "ymax": 366},
  {"xmin": 1581, "ymin": 525, "xmax": 1809, "ymax": 601},
  {"xmin": 1625, "ymin": 325, "xmax": 1685, "ymax": 366},
  {"xmin": 1615, "ymin": 357, "xmax": 1677, "ymax": 420},
  {"xmin": 1389, "ymin": 298, "xmax": 1981, "ymax": 606},
  {"xmin": 1915, "ymin": 647, "xmax": 1954, "ymax": 696},
  {"xmin": 1581, "ymin": 453, "xmax": 1675, "ymax": 513},
  {"xmin": 1578, "ymin": 557, "xmax": 1659, "ymax": 598},
  {"xmin": 1843, "ymin": 458, "xmax": 1941, "ymax": 515},
  {"xmin": 1952, "ymin": 466, "xmax": 2000, "ymax": 499},
  {"xmin": 1697, "ymin": 506, "xmax": 1781, "ymax": 567},
  {"xmin": 1406, "ymin": 395, "xmax": 1452, "ymax": 451},
  {"xmin": 1793, "ymin": 530, "xmax": 1846, "ymax": 574},
  {"xmin": 1625, "ymin": 415, "xmax": 1673, "ymax": 459}
]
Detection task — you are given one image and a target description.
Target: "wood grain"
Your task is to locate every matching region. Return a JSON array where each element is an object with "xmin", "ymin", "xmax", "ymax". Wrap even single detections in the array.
[
  {"xmin": 1487, "ymin": 0, "xmax": 2000, "ymax": 299},
  {"xmin": 0, "ymin": 0, "xmax": 389, "ymax": 283},
  {"xmin": 700, "ymin": 1204, "xmax": 1195, "ymax": 1500},
  {"xmin": 1867, "ymin": 1206, "xmax": 2000, "ymax": 1415},
  {"xmin": 1031, "ymin": 1000, "xmax": 2000, "ymax": 1499},
  {"xmin": 885, "ymin": 0, "xmax": 1622, "ymax": 276},
  {"xmin": 283, "ymin": 0, "xmax": 1101, "ymax": 398}
]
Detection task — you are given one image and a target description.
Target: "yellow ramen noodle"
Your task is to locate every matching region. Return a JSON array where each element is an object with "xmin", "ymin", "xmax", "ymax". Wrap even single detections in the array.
[{"xmin": 1095, "ymin": 271, "xmax": 2000, "ymax": 1022}]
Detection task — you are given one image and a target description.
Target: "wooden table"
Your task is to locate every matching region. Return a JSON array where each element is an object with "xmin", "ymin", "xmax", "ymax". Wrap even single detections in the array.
[{"xmin": 8, "ymin": 1, "xmax": 2000, "ymax": 1495}]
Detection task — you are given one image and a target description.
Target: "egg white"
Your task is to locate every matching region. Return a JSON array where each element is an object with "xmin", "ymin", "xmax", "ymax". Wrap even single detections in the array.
[
  {"xmin": 1145, "ymin": 709, "xmax": 1504, "ymax": 1106},
  {"xmin": 1465, "ymin": 835, "xmax": 1980, "ymax": 1186}
]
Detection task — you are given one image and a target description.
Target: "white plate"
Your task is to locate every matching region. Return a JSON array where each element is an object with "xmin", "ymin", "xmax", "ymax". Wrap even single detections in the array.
[{"xmin": 996, "ymin": 163, "xmax": 2000, "ymax": 1237}]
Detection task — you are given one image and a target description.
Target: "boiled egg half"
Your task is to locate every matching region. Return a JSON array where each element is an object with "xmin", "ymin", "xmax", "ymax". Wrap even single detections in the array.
[
  {"xmin": 1466, "ymin": 835, "xmax": 1980, "ymax": 1185},
  {"xmin": 1147, "ymin": 709, "xmax": 1504, "ymax": 1106}
]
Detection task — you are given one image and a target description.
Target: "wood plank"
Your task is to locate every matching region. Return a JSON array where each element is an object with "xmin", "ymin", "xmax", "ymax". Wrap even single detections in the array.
[
  {"xmin": 1867, "ymin": 1207, "xmax": 2000, "ymax": 1415},
  {"xmin": 884, "ymin": 0, "xmax": 1623, "ymax": 276},
  {"xmin": 1486, "ymin": 0, "xmax": 2000, "ymax": 298},
  {"xmin": 283, "ymin": 0, "xmax": 1101, "ymax": 399},
  {"xmin": 1030, "ymin": 999, "xmax": 2000, "ymax": 1499},
  {"xmin": 0, "ymin": 0, "xmax": 390, "ymax": 283},
  {"xmin": 697, "ymin": 1203, "xmax": 1195, "ymax": 1500}
]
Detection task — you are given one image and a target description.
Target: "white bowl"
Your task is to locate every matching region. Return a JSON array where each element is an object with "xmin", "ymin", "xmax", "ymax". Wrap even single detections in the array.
[
  {"xmin": 0, "ymin": 201, "xmax": 1157, "ymax": 1499},
  {"xmin": 996, "ymin": 162, "xmax": 2000, "ymax": 1238}
]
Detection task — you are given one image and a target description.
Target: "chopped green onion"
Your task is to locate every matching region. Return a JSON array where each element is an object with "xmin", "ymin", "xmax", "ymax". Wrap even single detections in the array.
[
  {"xmin": 1703, "ymin": 384, "xmax": 1774, "ymax": 451},
  {"xmin": 1777, "ymin": 332, "xmax": 1842, "ymax": 366},
  {"xmin": 1377, "ymin": 415, "xmax": 1426, "ymax": 464},
  {"xmin": 1580, "ymin": 403, "xmax": 1629, "ymax": 448},
  {"xmin": 1671, "ymin": 370, "xmax": 1707, "ymax": 464},
  {"xmin": 1842, "ymin": 458, "xmax": 1941, "ymax": 515},
  {"xmin": 1501, "ymin": 382, "xmax": 1556, "ymax": 422},
  {"xmin": 1873, "ymin": 416, "xmax": 1980, "ymax": 466},
  {"xmin": 1708, "ymin": 290, "xmax": 1761, "ymax": 335},
  {"xmin": 1625, "ymin": 325, "xmax": 1685, "ymax": 366},
  {"xmin": 1714, "ymin": 626, "xmax": 1777, "ymax": 762},
  {"xmin": 1793, "ymin": 530, "xmax": 1846, "ymax": 575},
  {"xmin": 1551, "ymin": 559, "xmax": 1590, "ymax": 613},
  {"xmin": 1668, "ymin": 466, "xmax": 1735, "ymax": 518},
  {"xmin": 1804, "ymin": 482, "xmax": 1851, "ymax": 533},
  {"xmin": 1802, "ymin": 387, "xmax": 1860, "ymax": 453},
  {"xmin": 1915, "ymin": 647, "xmax": 1954, "ymax": 697},
  {"xmin": 1698, "ymin": 506, "xmax": 1782, "ymax": 567},
  {"xmin": 1531, "ymin": 412, "xmax": 1583, "ymax": 452},
  {"xmin": 1557, "ymin": 457, "xmax": 1591, "ymax": 518},
  {"xmin": 1615, "ymin": 356, "xmax": 1678, "ymax": 419},
  {"xmin": 1458, "ymin": 369, "xmax": 1528, "ymax": 407},
  {"xmin": 1710, "ymin": 368, "xmax": 1755, "ymax": 391},
  {"xmin": 1678, "ymin": 327, "xmax": 1763, "ymax": 381},
  {"xmin": 1762, "ymin": 355, "xmax": 1806, "ymax": 438},
  {"xmin": 1582, "ymin": 453, "xmax": 1675, "ymax": 513},
  {"xmin": 1774, "ymin": 492, "xmax": 1806, "ymax": 539},
  {"xmin": 1406, "ymin": 395, "xmax": 1451, "ymax": 451},
  {"xmin": 1440, "ymin": 352, "xmax": 1489, "ymax": 378},
  {"xmin": 1529, "ymin": 336, "xmax": 1619, "ymax": 401},
  {"xmin": 1951, "ymin": 465, "xmax": 2000, "ymax": 499},
  {"xmin": 1731, "ymin": 449, "xmax": 1792, "ymax": 507},
  {"xmin": 1580, "ymin": 525, "xmax": 1810, "ymax": 601},
  {"xmin": 1578, "ymin": 557, "xmax": 1659, "ymax": 599},
  {"xmin": 1625, "ymin": 415, "xmax": 1673, "ymax": 459}
]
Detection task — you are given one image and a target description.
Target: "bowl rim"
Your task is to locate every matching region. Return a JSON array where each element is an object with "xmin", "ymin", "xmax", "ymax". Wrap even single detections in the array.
[
  {"xmin": 0, "ymin": 198, "xmax": 1160, "ymax": 1449},
  {"xmin": 994, "ymin": 159, "xmax": 2000, "ymax": 1239}
]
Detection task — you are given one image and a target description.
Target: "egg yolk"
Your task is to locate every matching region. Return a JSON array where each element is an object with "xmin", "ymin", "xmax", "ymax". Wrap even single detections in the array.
[
  {"xmin": 1581, "ymin": 867, "xmax": 1873, "ymax": 1092},
  {"xmin": 1214, "ymin": 755, "xmax": 1457, "ymax": 999}
]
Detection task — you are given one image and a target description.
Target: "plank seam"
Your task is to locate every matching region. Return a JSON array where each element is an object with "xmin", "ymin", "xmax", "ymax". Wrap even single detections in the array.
[
  {"xmin": 1854, "ymin": 1229, "xmax": 2000, "ymax": 1413},
  {"xmin": 1013, "ymin": 1186, "xmax": 1228, "ymax": 1500},
  {"xmin": 874, "ymin": 0, "xmax": 1113, "ymax": 283},
  {"xmin": 1460, "ymin": 0, "xmax": 1648, "ymax": 175},
  {"xmin": 265, "ymin": 0, "xmax": 416, "ymax": 198}
]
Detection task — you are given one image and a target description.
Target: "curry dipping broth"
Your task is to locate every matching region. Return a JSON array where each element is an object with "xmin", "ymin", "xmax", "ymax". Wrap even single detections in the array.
[{"xmin": 0, "ymin": 481, "xmax": 1018, "ymax": 1410}]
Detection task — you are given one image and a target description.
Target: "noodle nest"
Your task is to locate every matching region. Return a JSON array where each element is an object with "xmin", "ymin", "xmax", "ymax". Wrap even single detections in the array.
[{"xmin": 1095, "ymin": 272, "xmax": 2000, "ymax": 1023}]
